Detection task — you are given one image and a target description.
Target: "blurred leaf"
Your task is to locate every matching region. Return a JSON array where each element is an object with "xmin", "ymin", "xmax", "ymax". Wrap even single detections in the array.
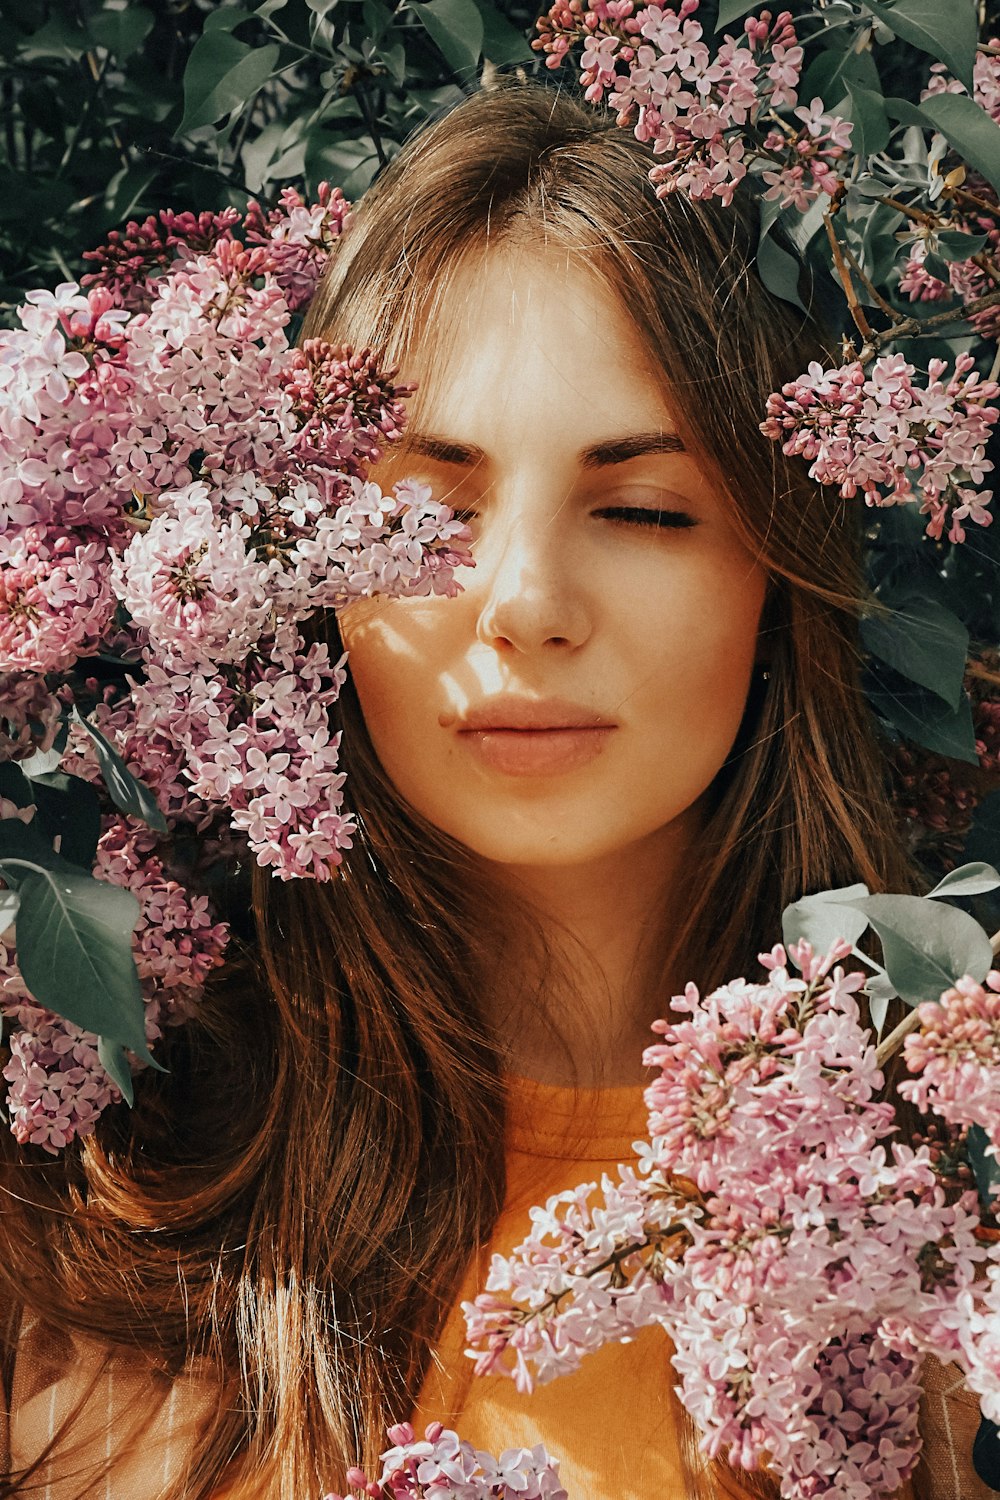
[
  {"xmin": 782, "ymin": 882, "xmax": 871, "ymax": 952},
  {"xmin": 926, "ymin": 862, "xmax": 1000, "ymax": 899},
  {"xmin": 473, "ymin": 0, "xmax": 534, "ymax": 64},
  {"xmin": 967, "ymin": 1124, "xmax": 1000, "ymax": 1208},
  {"xmin": 843, "ymin": 892, "xmax": 993, "ymax": 1004},
  {"xmin": 919, "ymin": 91, "xmax": 1000, "ymax": 198},
  {"xmin": 30, "ymin": 772, "xmax": 102, "ymax": 872},
  {"xmin": 864, "ymin": 0, "xmax": 976, "ymax": 94},
  {"xmin": 861, "ymin": 596, "xmax": 968, "ymax": 707},
  {"xmin": 839, "ymin": 81, "xmax": 890, "ymax": 157},
  {"xmin": 204, "ymin": 7, "xmax": 256, "ymax": 34},
  {"xmin": 178, "ymin": 33, "xmax": 281, "ymax": 135},
  {"xmin": 73, "ymin": 711, "xmax": 168, "ymax": 833},
  {"xmin": 89, "ymin": 6, "xmax": 155, "ymax": 62},
  {"xmin": 965, "ymin": 791, "xmax": 1000, "ymax": 867},
  {"xmin": 412, "ymin": 0, "xmax": 484, "ymax": 76},
  {"xmin": 363, "ymin": 0, "xmax": 393, "ymax": 43},
  {"xmin": 716, "ymin": 0, "xmax": 767, "ymax": 28},
  {"xmin": 0, "ymin": 763, "xmax": 35, "ymax": 810},
  {"xmin": 867, "ymin": 676, "xmax": 979, "ymax": 763},
  {"xmin": 18, "ymin": 13, "xmax": 91, "ymax": 62}
]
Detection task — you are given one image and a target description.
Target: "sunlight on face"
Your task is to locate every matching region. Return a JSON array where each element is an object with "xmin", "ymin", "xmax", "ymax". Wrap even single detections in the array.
[{"xmin": 338, "ymin": 244, "xmax": 768, "ymax": 870}]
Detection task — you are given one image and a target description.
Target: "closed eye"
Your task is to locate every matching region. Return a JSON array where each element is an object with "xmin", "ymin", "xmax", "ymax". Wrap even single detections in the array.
[{"xmin": 597, "ymin": 507, "xmax": 698, "ymax": 529}]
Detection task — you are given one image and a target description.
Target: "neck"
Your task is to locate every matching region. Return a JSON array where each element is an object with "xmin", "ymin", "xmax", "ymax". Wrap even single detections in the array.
[{"xmin": 480, "ymin": 811, "xmax": 700, "ymax": 1088}]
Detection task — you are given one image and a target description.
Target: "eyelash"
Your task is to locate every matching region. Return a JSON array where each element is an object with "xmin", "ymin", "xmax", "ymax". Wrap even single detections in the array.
[
  {"xmin": 597, "ymin": 507, "xmax": 697, "ymax": 530},
  {"xmin": 450, "ymin": 507, "xmax": 697, "ymax": 530}
]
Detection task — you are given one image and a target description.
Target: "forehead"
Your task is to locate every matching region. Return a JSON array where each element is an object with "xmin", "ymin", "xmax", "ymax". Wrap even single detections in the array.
[{"xmin": 398, "ymin": 243, "xmax": 676, "ymax": 442}]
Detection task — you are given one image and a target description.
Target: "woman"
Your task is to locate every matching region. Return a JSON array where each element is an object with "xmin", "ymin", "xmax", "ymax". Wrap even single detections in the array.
[{"xmin": 1, "ymin": 79, "xmax": 922, "ymax": 1499}]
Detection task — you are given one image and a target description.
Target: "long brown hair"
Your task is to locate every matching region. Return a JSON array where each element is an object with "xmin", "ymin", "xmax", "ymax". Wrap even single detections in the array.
[{"xmin": 0, "ymin": 80, "xmax": 912, "ymax": 1499}]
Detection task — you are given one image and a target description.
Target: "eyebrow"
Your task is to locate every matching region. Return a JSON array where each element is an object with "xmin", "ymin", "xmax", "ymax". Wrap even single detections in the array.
[{"xmin": 400, "ymin": 429, "xmax": 687, "ymax": 468}]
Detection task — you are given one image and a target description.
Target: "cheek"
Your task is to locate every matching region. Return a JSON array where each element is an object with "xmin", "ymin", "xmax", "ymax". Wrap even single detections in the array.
[{"xmin": 337, "ymin": 601, "xmax": 448, "ymax": 769}]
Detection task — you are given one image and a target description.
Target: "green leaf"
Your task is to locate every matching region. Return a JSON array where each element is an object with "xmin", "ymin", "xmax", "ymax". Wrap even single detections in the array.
[
  {"xmin": 97, "ymin": 1035, "xmax": 134, "ymax": 1106},
  {"xmin": 864, "ymin": 0, "xmax": 976, "ymax": 95},
  {"xmin": 88, "ymin": 6, "xmax": 154, "ymax": 61},
  {"xmin": 843, "ymin": 892, "xmax": 993, "ymax": 1004},
  {"xmin": 756, "ymin": 227, "xmax": 805, "ymax": 311},
  {"xmin": 472, "ymin": 0, "xmax": 534, "ymax": 64},
  {"xmin": 716, "ymin": 0, "xmax": 766, "ymax": 29},
  {"xmin": 935, "ymin": 229, "xmax": 989, "ymax": 262},
  {"xmin": 967, "ymin": 1124, "xmax": 1000, "ymax": 1207},
  {"xmin": 72, "ymin": 712, "xmax": 168, "ymax": 833},
  {"xmin": 30, "ymin": 773, "xmax": 102, "ymax": 872},
  {"xmin": 177, "ymin": 34, "xmax": 280, "ymax": 135},
  {"xmin": 412, "ymin": 0, "xmax": 484, "ymax": 76},
  {"xmin": 3, "ymin": 861, "xmax": 149, "ymax": 1057},
  {"xmin": 0, "ymin": 763, "xmax": 35, "ymax": 811},
  {"xmin": 782, "ymin": 882, "xmax": 871, "ymax": 952},
  {"xmin": 0, "ymin": 813, "xmax": 61, "ymax": 874},
  {"xmin": 802, "ymin": 40, "xmax": 882, "ymax": 102},
  {"xmin": 205, "ymin": 6, "xmax": 256, "ymax": 33},
  {"xmin": 919, "ymin": 91, "xmax": 1000, "ymax": 199},
  {"xmin": 363, "ymin": 0, "xmax": 393, "ymax": 42},
  {"xmin": 861, "ymin": 596, "xmax": 968, "ymax": 708},
  {"xmin": 867, "ymin": 681, "xmax": 979, "ymax": 763},
  {"xmin": 840, "ymin": 81, "xmax": 890, "ymax": 157},
  {"xmin": 926, "ymin": 862, "xmax": 1000, "ymax": 899},
  {"xmin": 18, "ymin": 13, "xmax": 91, "ymax": 61},
  {"xmin": 883, "ymin": 96, "xmax": 931, "ymax": 128}
]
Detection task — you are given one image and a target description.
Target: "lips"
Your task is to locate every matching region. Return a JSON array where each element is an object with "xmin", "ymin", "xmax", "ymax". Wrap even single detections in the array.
[
  {"xmin": 454, "ymin": 698, "xmax": 617, "ymax": 777},
  {"xmin": 456, "ymin": 697, "xmax": 614, "ymax": 732}
]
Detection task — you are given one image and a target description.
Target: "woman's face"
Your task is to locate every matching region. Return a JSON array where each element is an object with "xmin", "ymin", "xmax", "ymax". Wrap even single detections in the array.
[{"xmin": 338, "ymin": 245, "xmax": 768, "ymax": 871}]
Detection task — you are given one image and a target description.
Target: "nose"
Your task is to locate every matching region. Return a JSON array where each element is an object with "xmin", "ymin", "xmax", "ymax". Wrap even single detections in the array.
[{"xmin": 472, "ymin": 496, "xmax": 592, "ymax": 655}]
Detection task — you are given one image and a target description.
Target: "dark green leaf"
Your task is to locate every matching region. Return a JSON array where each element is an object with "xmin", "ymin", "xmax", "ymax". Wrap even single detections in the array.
[
  {"xmin": 967, "ymin": 1124, "xmax": 1000, "ymax": 1208},
  {"xmin": 861, "ymin": 596, "xmax": 968, "ymax": 707},
  {"xmin": 843, "ymin": 892, "xmax": 993, "ymax": 1003},
  {"xmin": 864, "ymin": 0, "xmax": 976, "ymax": 95},
  {"xmin": 883, "ymin": 96, "xmax": 931, "ymax": 128},
  {"xmin": 363, "ymin": 0, "xmax": 393, "ymax": 42},
  {"xmin": 205, "ymin": 7, "xmax": 256, "ymax": 33},
  {"xmin": 88, "ymin": 6, "xmax": 155, "ymax": 61},
  {"xmin": 756, "ymin": 228, "xmax": 805, "ymax": 311},
  {"xmin": 10, "ymin": 863, "xmax": 150, "ymax": 1057},
  {"xmin": 840, "ymin": 82, "xmax": 890, "ymax": 157},
  {"xmin": 919, "ymin": 91, "xmax": 1000, "ymax": 198},
  {"xmin": 97, "ymin": 1036, "xmax": 134, "ymax": 1106},
  {"xmin": 921, "ymin": 250, "xmax": 952, "ymax": 284},
  {"xmin": 412, "ymin": 0, "xmax": 484, "ymax": 76},
  {"xmin": 0, "ymin": 814, "xmax": 61, "ymax": 874},
  {"xmin": 17, "ymin": 13, "xmax": 90, "ymax": 61},
  {"xmin": 867, "ymin": 681, "xmax": 979, "ymax": 763},
  {"xmin": 965, "ymin": 790, "xmax": 1000, "ymax": 867},
  {"xmin": 935, "ymin": 230, "xmax": 989, "ymax": 261},
  {"xmin": 716, "ymin": 0, "xmax": 767, "ymax": 29},
  {"xmin": 30, "ymin": 773, "xmax": 102, "ymax": 872},
  {"xmin": 473, "ymin": 0, "xmax": 534, "ymax": 64},
  {"xmin": 0, "ymin": 763, "xmax": 35, "ymax": 811},
  {"xmin": 802, "ymin": 40, "xmax": 882, "ymax": 101},
  {"xmin": 177, "ymin": 34, "xmax": 280, "ymax": 135},
  {"xmin": 73, "ymin": 712, "xmax": 168, "ymax": 833},
  {"xmin": 927, "ymin": 862, "xmax": 1000, "ymax": 899}
]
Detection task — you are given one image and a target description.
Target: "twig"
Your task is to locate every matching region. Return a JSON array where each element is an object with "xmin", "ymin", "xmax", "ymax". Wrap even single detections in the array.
[
  {"xmin": 876, "ymin": 926, "xmax": 1000, "ymax": 1067},
  {"xmin": 838, "ymin": 236, "xmax": 902, "ymax": 324},
  {"xmin": 824, "ymin": 212, "xmax": 876, "ymax": 343}
]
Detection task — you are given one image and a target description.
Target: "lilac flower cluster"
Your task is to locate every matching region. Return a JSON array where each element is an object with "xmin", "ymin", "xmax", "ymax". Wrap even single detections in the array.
[
  {"xmin": 898, "ymin": 54, "xmax": 1000, "ymax": 341},
  {"xmin": 465, "ymin": 940, "xmax": 1000, "ymax": 1500},
  {"xmin": 759, "ymin": 351, "xmax": 999, "ymax": 543},
  {"xmin": 901, "ymin": 971, "xmax": 1000, "ymax": 1155},
  {"xmin": 534, "ymin": 0, "xmax": 850, "ymax": 209},
  {"xmin": 324, "ymin": 1421, "xmax": 566, "ymax": 1500},
  {"xmin": 0, "ymin": 187, "xmax": 473, "ymax": 1148}
]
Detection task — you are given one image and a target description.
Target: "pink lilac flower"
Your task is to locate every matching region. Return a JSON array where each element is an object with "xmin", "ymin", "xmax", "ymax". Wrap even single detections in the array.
[
  {"xmin": 900, "ymin": 971, "xmax": 1000, "ymax": 1159},
  {"xmin": 324, "ymin": 1420, "xmax": 567, "ymax": 1500},
  {"xmin": 760, "ymin": 352, "xmax": 999, "ymax": 543},
  {"xmin": 0, "ymin": 672, "xmax": 67, "ymax": 759},
  {"xmin": 466, "ymin": 941, "xmax": 1000, "ymax": 1499}
]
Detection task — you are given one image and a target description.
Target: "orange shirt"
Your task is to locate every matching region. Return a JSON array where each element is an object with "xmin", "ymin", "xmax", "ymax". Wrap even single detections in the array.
[{"xmin": 415, "ymin": 1075, "xmax": 757, "ymax": 1500}]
